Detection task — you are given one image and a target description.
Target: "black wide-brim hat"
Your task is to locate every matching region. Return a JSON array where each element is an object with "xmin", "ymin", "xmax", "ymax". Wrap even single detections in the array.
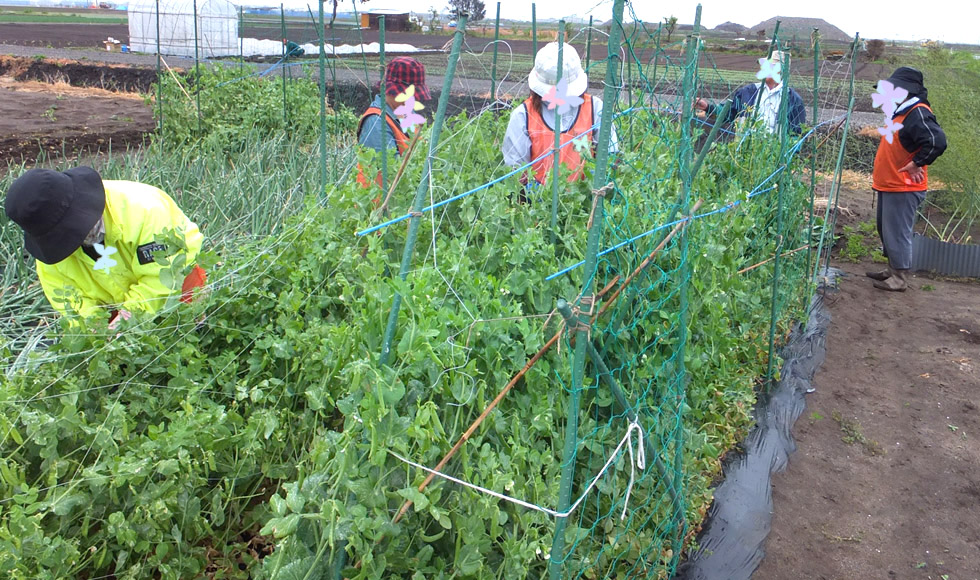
[
  {"xmin": 4, "ymin": 167, "xmax": 106, "ymax": 265},
  {"xmin": 877, "ymin": 66, "xmax": 925, "ymax": 94}
]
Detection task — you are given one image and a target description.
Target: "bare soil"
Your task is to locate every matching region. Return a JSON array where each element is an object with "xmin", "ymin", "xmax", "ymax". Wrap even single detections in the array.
[
  {"xmin": 0, "ymin": 22, "xmax": 129, "ymax": 49},
  {"xmin": 0, "ymin": 57, "xmax": 154, "ymax": 165},
  {"xmin": 754, "ymin": 184, "xmax": 980, "ymax": 580}
]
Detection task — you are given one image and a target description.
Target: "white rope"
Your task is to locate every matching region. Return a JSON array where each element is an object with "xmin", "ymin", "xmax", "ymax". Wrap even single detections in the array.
[{"xmin": 390, "ymin": 419, "xmax": 647, "ymax": 520}]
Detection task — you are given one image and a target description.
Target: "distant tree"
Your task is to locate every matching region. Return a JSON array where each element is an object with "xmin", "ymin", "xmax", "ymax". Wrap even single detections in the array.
[
  {"xmin": 866, "ymin": 39, "xmax": 886, "ymax": 61},
  {"xmin": 664, "ymin": 15, "xmax": 678, "ymax": 43},
  {"xmin": 756, "ymin": 28, "xmax": 766, "ymax": 41},
  {"xmin": 446, "ymin": 0, "xmax": 486, "ymax": 23},
  {"xmin": 427, "ymin": 6, "xmax": 441, "ymax": 32}
]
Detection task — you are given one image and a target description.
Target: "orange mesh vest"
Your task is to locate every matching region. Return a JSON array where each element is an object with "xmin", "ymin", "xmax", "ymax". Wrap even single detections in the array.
[
  {"xmin": 872, "ymin": 103, "xmax": 931, "ymax": 193},
  {"xmin": 526, "ymin": 94, "xmax": 594, "ymax": 184},
  {"xmin": 356, "ymin": 106, "xmax": 410, "ymax": 189}
]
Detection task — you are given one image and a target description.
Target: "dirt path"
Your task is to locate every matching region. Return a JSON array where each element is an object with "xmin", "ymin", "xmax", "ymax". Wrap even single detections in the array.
[{"xmin": 754, "ymin": 186, "xmax": 980, "ymax": 580}]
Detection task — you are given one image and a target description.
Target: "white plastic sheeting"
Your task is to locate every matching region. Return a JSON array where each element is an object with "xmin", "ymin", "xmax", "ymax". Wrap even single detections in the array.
[
  {"xmin": 239, "ymin": 39, "xmax": 423, "ymax": 57},
  {"xmin": 128, "ymin": 0, "xmax": 239, "ymax": 57}
]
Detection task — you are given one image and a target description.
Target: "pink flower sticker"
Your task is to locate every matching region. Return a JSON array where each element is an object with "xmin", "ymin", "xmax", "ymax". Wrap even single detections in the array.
[
  {"xmin": 543, "ymin": 78, "xmax": 584, "ymax": 116},
  {"xmin": 871, "ymin": 80, "xmax": 908, "ymax": 118},
  {"xmin": 877, "ymin": 118, "xmax": 904, "ymax": 144},
  {"xmin": 394, "ymin": 85, "xmax": 426, "ymax": 132}
]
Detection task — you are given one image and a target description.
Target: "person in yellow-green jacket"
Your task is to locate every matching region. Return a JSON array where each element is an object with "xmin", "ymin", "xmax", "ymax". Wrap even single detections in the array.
[{"xmin": 4, "ymin": 166, "xmax": 206, "ymax": 326}]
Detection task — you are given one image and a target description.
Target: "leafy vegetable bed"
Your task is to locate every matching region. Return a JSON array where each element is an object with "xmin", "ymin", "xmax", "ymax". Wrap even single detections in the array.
[{"xmin": 0, "ymin": 102, "xmax": 812, "ymax": 579}]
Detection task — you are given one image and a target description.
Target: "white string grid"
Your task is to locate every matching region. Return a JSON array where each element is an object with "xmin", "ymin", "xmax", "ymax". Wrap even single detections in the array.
[{"xmin": 391, "ymin": 419, "xmax": 646, "ymax": 521}]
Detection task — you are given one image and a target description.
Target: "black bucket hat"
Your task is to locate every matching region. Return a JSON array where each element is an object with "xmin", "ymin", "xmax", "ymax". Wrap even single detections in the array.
[
  {"xmin": 878, "ymin": 67, "xmax": 927, "ymax": 101},
  {"xmin": 4, "ymin": 167, "xmax": 106, "ymax": 265}
]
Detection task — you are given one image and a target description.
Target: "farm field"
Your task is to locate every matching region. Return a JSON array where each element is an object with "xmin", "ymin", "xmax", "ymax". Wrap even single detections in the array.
[
  {"xmin": 0, "ymin": 55, "xmax": 156, "ymax": 163},
  {"xmin": 0, "ymin": 75, "xmax": 153, "ymax": 162},
  {"xmin": 1, "ymin": 11, "xmax": 979, "ymax": 580},
  {"xmin": 757, "ymin": 183, "xmax": 980, "ymax": 580}
]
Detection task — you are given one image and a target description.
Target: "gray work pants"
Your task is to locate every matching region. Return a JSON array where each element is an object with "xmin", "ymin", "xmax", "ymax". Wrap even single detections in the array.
[{"xmin": 875, "ymin": 190, "xmax": 926, "ymax": 270}]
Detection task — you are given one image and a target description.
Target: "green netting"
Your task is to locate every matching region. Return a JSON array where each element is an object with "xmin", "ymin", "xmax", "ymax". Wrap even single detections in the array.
[{"xmin": 0, "ymin": 2, "xmax": 859, "ymax": 579}]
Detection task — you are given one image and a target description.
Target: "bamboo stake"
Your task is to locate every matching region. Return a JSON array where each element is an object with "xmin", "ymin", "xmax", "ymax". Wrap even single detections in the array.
[
  {"xmin": 379, "ymin": 15, "xmax": 389, "ymax": 193},
  {"xmin": 738, "ymin": 244, "xmax": 809, "ymax": 275},
  {"xmin": 377, "ymin": 130, "xmax": 424, "ymax": 215},
  {"xmin": 159, "ymin": 57, "xmax": 192, "ymax": 101}
]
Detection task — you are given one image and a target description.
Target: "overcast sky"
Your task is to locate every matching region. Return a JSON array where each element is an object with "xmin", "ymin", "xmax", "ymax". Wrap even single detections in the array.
[{"xmin": 270, "ymin": 0, "xmax": 973, "ymax": 45}]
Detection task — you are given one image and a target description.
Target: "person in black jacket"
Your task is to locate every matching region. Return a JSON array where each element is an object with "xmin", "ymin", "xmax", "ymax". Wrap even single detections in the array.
[
  {"xmin": 866, "ymin": 67, "xmax": 947, "ymax": 291},
  {"xmin": 695, "ymin": 51, "xmax": 806, "ymax": 135}
]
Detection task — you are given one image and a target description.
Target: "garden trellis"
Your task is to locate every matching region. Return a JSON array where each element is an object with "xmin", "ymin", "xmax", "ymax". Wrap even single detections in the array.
[{"xmin": 0, "ymin": 1, "xmax": 860, "ymax": 578}]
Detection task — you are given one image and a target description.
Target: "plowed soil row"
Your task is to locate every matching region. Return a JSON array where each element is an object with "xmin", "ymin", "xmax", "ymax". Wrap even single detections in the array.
[{"xmin": 0, "ymin": 56, "xmax": 155, "ymax": 165}]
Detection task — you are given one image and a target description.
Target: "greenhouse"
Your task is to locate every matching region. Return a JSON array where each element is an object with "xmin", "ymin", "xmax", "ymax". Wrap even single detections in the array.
[{"xmin": 128, "ymin": 0, "xmax": 239, "ymax": 57}]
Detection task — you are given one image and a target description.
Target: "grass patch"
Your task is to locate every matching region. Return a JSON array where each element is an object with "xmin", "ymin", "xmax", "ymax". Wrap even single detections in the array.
[
  {"xmin": 832, "ymin": 410, "xmax": 884, "ymax": 456},
  {"xmin": 821, "ymin": 527, "xmax": 863, "ymax": 543},
  {"xmin": 915, "ymin": 48, "xmax": 980, "ymax": 239},
  {"xmin": 0, "ymin": 10, "xmax": 127, "ymax": 24},
  {"xmin": 838, "ymin": 220, "xmax": 886, "ymax": 263}
]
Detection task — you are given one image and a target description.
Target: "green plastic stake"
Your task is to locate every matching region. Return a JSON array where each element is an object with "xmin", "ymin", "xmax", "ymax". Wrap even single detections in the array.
[
  {"xmin": 691, "ymin": 98, "xmax": 732, "ymax": 178},
  {"xmin": 748, "ymin": 19, "xmax": 781, "ymax": 129},
  {"xmin": 192, "ymin": 0, "xmax": 201, "ymax": 134},
  {"xmin": 806, "ymin": 29, "xmax": 820, "ymax": 283},
  {"xmin": 767, "ymin": 20, "xmax": 782, "ymax": 58},
  {"xmin": 585, "ymin": 15, "xmax": 592, "ymax": 69},
  {"xmin": 318, "ymin": 0, "xmax": 327, "ymax": 202},
  {"xmin": 554, "ymin": 299, "xmax": 686, "ymax": 522},
  {"xmin": 626, "ymin": 21, "xmax": 635, "ymax": 147},
  {"xmin": 766, "ymin": 42, "xmax": 793, "ymax": 386},
  {"xmin": 650, "ymin": 23, "xmax": 662, "ymax": 96},
  {"xmin": 155, "ymin": 0, "xmax": 162, "ymax": 134},
  {"xmin": 351, "ymin": 0, "xmax": 371, "ymax": 87},
  {"xmin": 281, "ymin": 4, "xmax": 288, "ymax": 128},
  {"xmin": 491, "ymin": 2, "xmax": 500, "ymax": 101},
  {"xmin": 548, "ymin": 0, "xmax": 625, "ymax": 577},
  {"xmin": 329, "ymin": 15, "xmax": 338, "ymax": 184},
  {"xmin": 599, "ymin": 103, "xmax": 729, "ymax": 354},
  {"xmin": 239, "ymin": 5, "xmax": 244, "ymax": 71},
  {"xmin": 379, "ymin": 16, "xmax": 469, "ymax": 367},
  {"xmin": 670, "ymin": 4, "xmax": 701, "ymax": 570},
  {"xmin": 379, "ymin": 15, "xmax": 389, "ymax": 194},
  {"xmin": 549, "ymin": 21, "xmax": 565, "ymax": 247},
  {"xmin": 531, "ymin": 3, "xmax": 537, "ymax": 57}
]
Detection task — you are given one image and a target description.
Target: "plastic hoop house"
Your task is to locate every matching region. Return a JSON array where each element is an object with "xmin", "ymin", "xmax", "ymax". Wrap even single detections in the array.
[{"xmin": 128, "ymin": 0, "xmax": 239, "ymax": 57}]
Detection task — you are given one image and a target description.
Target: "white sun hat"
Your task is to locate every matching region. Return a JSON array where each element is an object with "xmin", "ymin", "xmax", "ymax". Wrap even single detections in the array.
[
  {"xmin": 528, "ymin": 42, "xmax": 588, "ymax": 98},
  {"xmin": 769, "ymin": 51, "xmax": 790, "ymax": 72}
]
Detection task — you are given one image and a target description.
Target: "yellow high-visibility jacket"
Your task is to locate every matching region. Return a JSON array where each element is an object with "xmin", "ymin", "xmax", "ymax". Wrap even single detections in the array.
[{"xmin": 36, "ymin": 180, "xmax": 203, "ymax": 319}]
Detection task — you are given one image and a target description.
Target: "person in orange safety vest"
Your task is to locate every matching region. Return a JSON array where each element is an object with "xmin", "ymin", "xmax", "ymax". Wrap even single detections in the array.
[
  {"xmin": 356, "ymin": 57, "xmax": 430, "ymax": 192},
  {"xmin": 866, "ymin": 67, "xmax": 947, "ymax": 292},
  {"xmin": 501, "ymin": 42, "xmax": 619, "ymax": 188}
]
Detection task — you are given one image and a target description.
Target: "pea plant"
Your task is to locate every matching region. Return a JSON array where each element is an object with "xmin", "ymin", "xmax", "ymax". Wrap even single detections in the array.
[{"xmin": 0, "ymin": 105, "xmax": 812, "ymax": 580}]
